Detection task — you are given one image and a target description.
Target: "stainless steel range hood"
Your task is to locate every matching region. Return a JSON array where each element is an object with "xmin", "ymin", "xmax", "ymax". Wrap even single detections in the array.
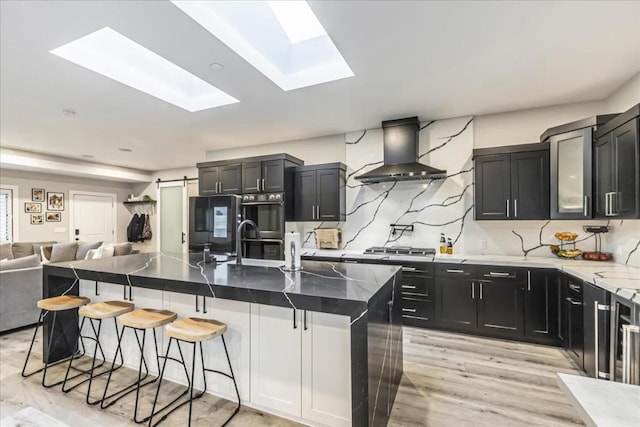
[{"xmin": 355, "ymin": 117, "xmax": 446, "ymax": 184}]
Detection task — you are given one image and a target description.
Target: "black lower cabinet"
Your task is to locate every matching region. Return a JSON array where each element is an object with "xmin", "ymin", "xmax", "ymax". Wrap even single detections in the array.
[
  {"xmin": 565, "ymin": 278, "xmax": 584, "ymax": 369},
  {"xmin": 435, "ymin": 277, "xmax": 477, "ymax": 331},
  {"xmin": 583, "ymin": 282, "xmax": 611, "ymax": 379},
  {"xmin": 399, "ymin": 264, "xmax": 434, "ymax": 328},
  {"xmin": 524, "ymin": 269, "xmax": 559, "ymax": 345},
  {"xmin": 477, "ymin": 279, "xmax": 523, "ymax": 338}
]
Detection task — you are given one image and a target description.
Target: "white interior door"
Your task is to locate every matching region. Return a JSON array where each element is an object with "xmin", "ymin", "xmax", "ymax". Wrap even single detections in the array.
[
  {"xmin": 158, "ymin": 182, "xmax": 188, "ymax": 254},
  {"xmin": 70, "ymin": 192, "xmax": 116, "ymax": 243}
]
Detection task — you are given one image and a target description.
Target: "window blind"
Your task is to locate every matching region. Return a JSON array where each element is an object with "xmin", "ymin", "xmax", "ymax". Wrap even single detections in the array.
[{"xmin": 0, "ymin": 189, "xmax": 13, "ymax": 242}]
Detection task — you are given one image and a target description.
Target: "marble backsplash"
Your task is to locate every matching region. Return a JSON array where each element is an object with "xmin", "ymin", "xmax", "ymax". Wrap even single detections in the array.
[{"xmin": 288, "ymin": 116, "xmax": 640, "ymax": 268}]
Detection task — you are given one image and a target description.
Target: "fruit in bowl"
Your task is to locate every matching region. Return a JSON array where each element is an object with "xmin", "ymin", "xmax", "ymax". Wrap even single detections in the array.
[
  {"xmin": 555, "ymin": 249, "xmax": 582, "ymax": 258},
  {"xmin": 582, "ymin": 252, "xmax": 613, "ymax": 261},
  {"xmin": 554, "ymin": 232, "xmax": 578, "ymax": 241}
]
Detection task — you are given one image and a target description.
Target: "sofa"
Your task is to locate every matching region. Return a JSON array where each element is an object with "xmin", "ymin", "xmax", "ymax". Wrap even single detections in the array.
[
  {"xmin": 0, "ymin": 241, "xmax": 138, "ymax": 333},
  {"xmin": 0, "ymin": 241, "xmax": 55, "ymax": 333}
]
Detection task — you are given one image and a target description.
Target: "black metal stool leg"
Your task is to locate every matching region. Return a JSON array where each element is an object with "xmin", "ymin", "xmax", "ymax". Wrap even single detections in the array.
[
  {"xmin": 21, "ymin": 310, "xmax": 45, "ymax": 378},
  {"xmin": 220, "ymin": 335, "xmax": 241, "ymax": 426}
]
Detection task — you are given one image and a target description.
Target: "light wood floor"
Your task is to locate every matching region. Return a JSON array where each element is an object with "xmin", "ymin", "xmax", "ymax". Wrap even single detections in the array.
[{"xmin": 0, "ymin": 326, "xmax": 584, "ymax": 426}]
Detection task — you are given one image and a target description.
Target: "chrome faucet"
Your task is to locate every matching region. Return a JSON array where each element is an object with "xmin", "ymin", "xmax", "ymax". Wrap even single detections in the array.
[{"xmin": 236, "ymin": 219, "xmax": 260, "ymax": 266}]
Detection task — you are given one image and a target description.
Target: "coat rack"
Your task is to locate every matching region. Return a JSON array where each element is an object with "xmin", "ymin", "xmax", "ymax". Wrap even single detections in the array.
[{"xmin": 123, "ymin": 200, "xmax": 156, "ymax": 216}]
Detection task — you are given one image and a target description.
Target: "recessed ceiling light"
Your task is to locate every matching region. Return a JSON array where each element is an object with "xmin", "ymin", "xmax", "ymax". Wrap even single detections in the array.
[
  {"xmin": 62, "ymin": 109, "xmax": 76, "ymax": 116},
  {"xmin": 209, "ymin": 62, "xmax": 224, "ymax": 71},
  {"xmin": 81, "ymin": 154, "xmax": 94, "ymax": 158},
  {"xmin": 50, "ymin": 27, "xmax": 239, "ymax": 112},
  {"xmin": 118, "ymin": 148, "xmax": 133, "ymax": 152},
  {"xmin": 171, "ymin": 1, "xmax": 354, "ymax": 91}
]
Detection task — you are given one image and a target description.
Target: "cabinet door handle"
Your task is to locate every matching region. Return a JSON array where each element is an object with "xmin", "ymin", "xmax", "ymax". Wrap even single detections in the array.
[
  {"xmin": 593, "ymin": 301, "xmax": 611, "ymax": 379},
  {"xmin": 402, "ymin": 267, "xmax": 417, "ymax": 272},
  {"xmin": 605, "ymin": 192, "xmax": 610, "ymax": 216},
  {"xmin": 402, "ymin": 308, "xmax": 416, "ymax": 313},
  {"xmin": 195, "ymin": 294, "xmax": 200, "ymax": 312},
  {"xmin": 446, "ymin": 269, "xmax": 465, "ymax": 274},
  {"xmin": 487, "ymin": 272, "xmax": 510, "ymax": 277},
  {"xmin": 527, "ymin": 270, "xmax": 531, "ymax": 291},
  {"xmin": 219, "ymin": 182, "xmax": 222, "ymax": 193},
  {"xmin": 402, "ymin": 285, "xmax": 416, "ymax": 289},
  {"xmin": 293, "ymin": 309, "xmax": 297, "ymax": 329},
  {"xmin": 514, "ymin": 199, "xmax": 518, "ymax": 218},
  {"xmin": 311, "ymin": 205, "xmax": 315, "ymax": 220},
  {"xmin": 471, "ymin": 282, "xmax": 475, "ymax": 299},
  {"xmin": 584, "ymin": 195, "xmax": 589, "ymax": 217},
  {"xmin": 568, "ymin": 283, "xmax": 581, "ymax": 292},
  {"xmin": 480, "ymin": 282, "xmax": 483, "ymax": 299},
  {"xmin": 95, "ymin": 281, "xmax": 100, "ymax": 296},
  {"xmin": 303, "ymin": 310, "xmax": 308, "ymax": 331},
  {"xmin": 566, "ymin": 297, "xmax": 581, "ymax": 305},
  {"xmin": 622, "ymin": 325, "xmax": 640, "ymax": 383},
  {"xmin": 256, "ymin": 179, "xmax": 260, "ymax": 192},
  {"xmin": 317, "ymin": 204, "xmax": 321, "ymax": 217},
  {"xmin": 506, "ymin": 199, "xmax": 510, "ymax": 218},
  {"xmin": 262, "ymin": 178, "xmax": 265, "ymax": 192}
]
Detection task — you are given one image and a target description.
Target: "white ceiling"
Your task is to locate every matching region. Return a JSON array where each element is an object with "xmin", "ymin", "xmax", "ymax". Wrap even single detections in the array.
[{"xmin": 1, "ymin": 0, "xmax": 639, "ymax": 171}]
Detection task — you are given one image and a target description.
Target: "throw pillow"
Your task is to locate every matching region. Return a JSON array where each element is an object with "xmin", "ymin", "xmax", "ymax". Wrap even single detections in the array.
[
  {"xmin": 0, "ymin": 242, "xmax": 13, "ymax": 260},
  {"xmin": 0, "ymin": 254, "xmax": 41, "ymax": 271},
  {"xmin": 91, "ymin": 245, "xmax": 115, "ymax": 259},
  {"xmin": 113, "ymin": 242, "xmax": 133, "ymax": 256},
  {"xmin": 50, "ymin": 242, "xmax": 78, "ymax": 263},
  {"xmin": 76, "ymin": 241, "xmax": 103, "ymax": 260},
  {"xmin": 40, "ymin": 245, "xmax": 53, "ymax": 264}
]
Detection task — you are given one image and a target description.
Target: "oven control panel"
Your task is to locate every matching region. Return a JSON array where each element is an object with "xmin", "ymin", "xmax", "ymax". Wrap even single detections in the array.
[{"xmin": 242, "ymin": 193, "xmax": 284, "ymax": 203}]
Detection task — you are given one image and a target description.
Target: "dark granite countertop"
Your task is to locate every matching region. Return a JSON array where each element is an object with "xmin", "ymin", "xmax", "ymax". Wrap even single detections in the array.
[{"xmin": 43, "ymin": 253, "xmax": 401, "ymax": 319}]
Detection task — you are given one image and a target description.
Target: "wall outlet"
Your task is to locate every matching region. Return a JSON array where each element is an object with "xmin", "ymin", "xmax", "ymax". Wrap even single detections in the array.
[{"xmin": 479, "ymin": 239, "xmax": 487, "ymax": 250}]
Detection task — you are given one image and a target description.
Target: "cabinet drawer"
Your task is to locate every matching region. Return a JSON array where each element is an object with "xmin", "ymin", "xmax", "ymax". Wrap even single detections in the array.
[
  {"xmin": 401, "ymin": 275, "xmax": 433, "ymax": 299},
  {"xmin": 477, "ymin": 266, "xmax": 523, "ymax": 281},
  {"xmin": 401, "ymin": 297, "xmax": 433, "ymax": 322},
  {"xmin": 400, "ymin": 263, "xmax": 433, "ymax": 277},
  {"xmin": 435, "ymin": 264, "xmax": 474, "ymax": 278}
]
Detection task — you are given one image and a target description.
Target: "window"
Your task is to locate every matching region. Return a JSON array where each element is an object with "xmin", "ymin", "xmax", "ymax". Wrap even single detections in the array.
[{"xmin": 0, "ymin": 187, "xmax": 15, "ymax": 242}]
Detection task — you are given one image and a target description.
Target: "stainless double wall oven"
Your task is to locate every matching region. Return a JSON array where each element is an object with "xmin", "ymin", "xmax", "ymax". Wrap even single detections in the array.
[{"xmin": 241, "ymin": 193, "xmax": 286, "ymax": 260}]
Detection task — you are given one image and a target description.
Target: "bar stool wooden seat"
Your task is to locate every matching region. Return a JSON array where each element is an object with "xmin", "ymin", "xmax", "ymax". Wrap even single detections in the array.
[
  {"xmin": 101, "ymin": 308, "xmax": 177, "ymax": 424},
  {"xmin": 148, "ymin": 317, "xmax": 240, "ymax": 427},
  {"xmin": 22, "ymin": 295, "xmax": 90, "ymax": 388},
  {"xmin": 61, "ymin": 300, "xmax": 135, "ymax": 404}
]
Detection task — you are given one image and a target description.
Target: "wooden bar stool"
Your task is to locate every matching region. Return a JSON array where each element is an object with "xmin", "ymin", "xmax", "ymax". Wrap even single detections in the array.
[
  {"xmin": 148, "ymin": 317, "xmax": 240, "ymax": 427},
  {"xmin": 21, "ymin": 295, "xmax": 91, "ymax": 388},
  {"xmin": 61, "ymin": 300, "xmax": 135, "ymax": 404},
  {"xmin": 101, "ymin": 308, "xmax": 177, "ymax": 424}
]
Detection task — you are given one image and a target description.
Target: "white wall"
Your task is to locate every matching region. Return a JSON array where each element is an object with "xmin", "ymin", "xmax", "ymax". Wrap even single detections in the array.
[
  {"xmin": 605, "ymin": 72, "xmax": 640, "ymax": 113},
  {"xmin": 205, "ymin": 134, "xmax": 346, "ymax": 165},
  {"xmin": 0, "ymin": 169, "xmax": 135, "ymax": 243},
  {"xmin": 474, "ymin": 101, "xmax": 604, "ymax": 148}
]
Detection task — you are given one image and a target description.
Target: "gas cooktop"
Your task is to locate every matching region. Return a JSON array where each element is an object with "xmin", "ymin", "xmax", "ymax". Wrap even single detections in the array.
[{"xmin": 363, "ymin": 246, "xmax": 436, "ymax": 256}]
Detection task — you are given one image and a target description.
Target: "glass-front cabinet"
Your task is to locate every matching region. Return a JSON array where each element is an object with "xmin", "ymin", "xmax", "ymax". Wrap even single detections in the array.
[{"xmin": 550, "ymin": 128, "xmax": 592, "ymax": 219}]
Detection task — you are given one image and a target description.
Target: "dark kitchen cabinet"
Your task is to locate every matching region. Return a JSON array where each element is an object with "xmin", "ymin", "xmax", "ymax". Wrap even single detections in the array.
[
  {"xmin": 476, "ymin": 266, "xmax": 525, "ymax": 338},
  {"xmin": 399, "ymin": 263, "xmax": 434, "ymax": 328},
  {"xmin": 524, "ymin": 269, "xmax": 559, "ymax": 345},
  {"xmin": 198, "ymin": 163, "xmax": 241, "ymax": 195},
  {"xmin": 473, "ymin": 143, "xmax": 549, "ymax": 220},
  {"xmin": 242, "ymin": 160, "xmax": 286, "ymax": 193},
  {"xmin": 434, "ymin": 265, "xmax": 476, "ymax": 331},
  {"xmin": 293, "ymin": 163, "xmax": 346, "ymax": 222},
  {"xmin": 565, "ymin": 278, "xmax": 584, "ymax": 369},
  {"xmin": 583, "ymin": 282, "xmax": 610, "ymax": 379},
  {"xmin": 594, "ymin": 106, "xmax": 640, "ymax": 219}
]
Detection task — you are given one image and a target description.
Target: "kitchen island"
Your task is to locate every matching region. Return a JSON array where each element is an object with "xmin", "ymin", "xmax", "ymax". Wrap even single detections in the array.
[{"xmin": 42, "ymin": 253, "xmax": 403, "ymax": 427}]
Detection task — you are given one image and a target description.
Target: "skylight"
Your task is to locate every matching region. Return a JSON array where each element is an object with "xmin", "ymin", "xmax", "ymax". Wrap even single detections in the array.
[
  {"xmin": 50, "ymin": 27, "xmax": 238, "ymax": 112},
  {"xmin": 171, "ymin": 1, "xmax": 354, "ymax": 91},
  {"xmin": 267, "ymin": 1, "xmax": 326, "ymax": 44}
]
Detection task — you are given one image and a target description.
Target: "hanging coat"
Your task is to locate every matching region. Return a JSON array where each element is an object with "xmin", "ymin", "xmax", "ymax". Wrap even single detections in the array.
[{"xmin": 127, "ymin": 214, "xmax": 140, "ymax": 242}]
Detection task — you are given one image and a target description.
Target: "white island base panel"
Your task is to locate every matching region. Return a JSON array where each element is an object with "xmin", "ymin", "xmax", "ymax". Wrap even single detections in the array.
[
  {"xmin": 557, "ymin": 373, "xmax": 640, "ymax": 427},
  {"xmin": 78, "ymin": 280, "xmax": 352, "ymax": 427}
]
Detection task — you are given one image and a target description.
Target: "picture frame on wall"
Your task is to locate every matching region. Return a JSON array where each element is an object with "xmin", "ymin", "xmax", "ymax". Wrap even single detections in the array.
[
  {"xmin": 47, "ymin": 192, "xmax": 64, "ymax": 211},
  {"xmin": 46, "ymin": 212, "xmax": 61, "ymax": 222},
  {"xmin": 24, "ymin": 202, "xmax": 41, "ymax": 213},
  {"xmin": 32, "ymin": 188, "xmax": 45, "ymax": 202},
  {"xmin": 31, "ymin": 214, "xmax": 44, "ymax": 225}
]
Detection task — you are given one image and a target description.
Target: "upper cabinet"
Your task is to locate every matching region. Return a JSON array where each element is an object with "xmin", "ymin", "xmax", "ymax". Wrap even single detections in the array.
[
  {"xmin": 197, "ymin": 154, "xmax": 303, "ymax": 196},
  {"xmin": 198, "ymin": 163, "xmax": 242, "ymax": 195},
  {"xmin": 593, "ymin": 104, "xmax": 640, "ymax": 219},
  {"xmin": 293, "ymin": 163, "xmax": 346, "ymax": 222},
  {"xmin": 473, "ymin": 143, "xmax": 549, "ymax": 220},
  {"xmin": 541, "ymin": 114, "xmax": 618, "ymax": 219}
]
